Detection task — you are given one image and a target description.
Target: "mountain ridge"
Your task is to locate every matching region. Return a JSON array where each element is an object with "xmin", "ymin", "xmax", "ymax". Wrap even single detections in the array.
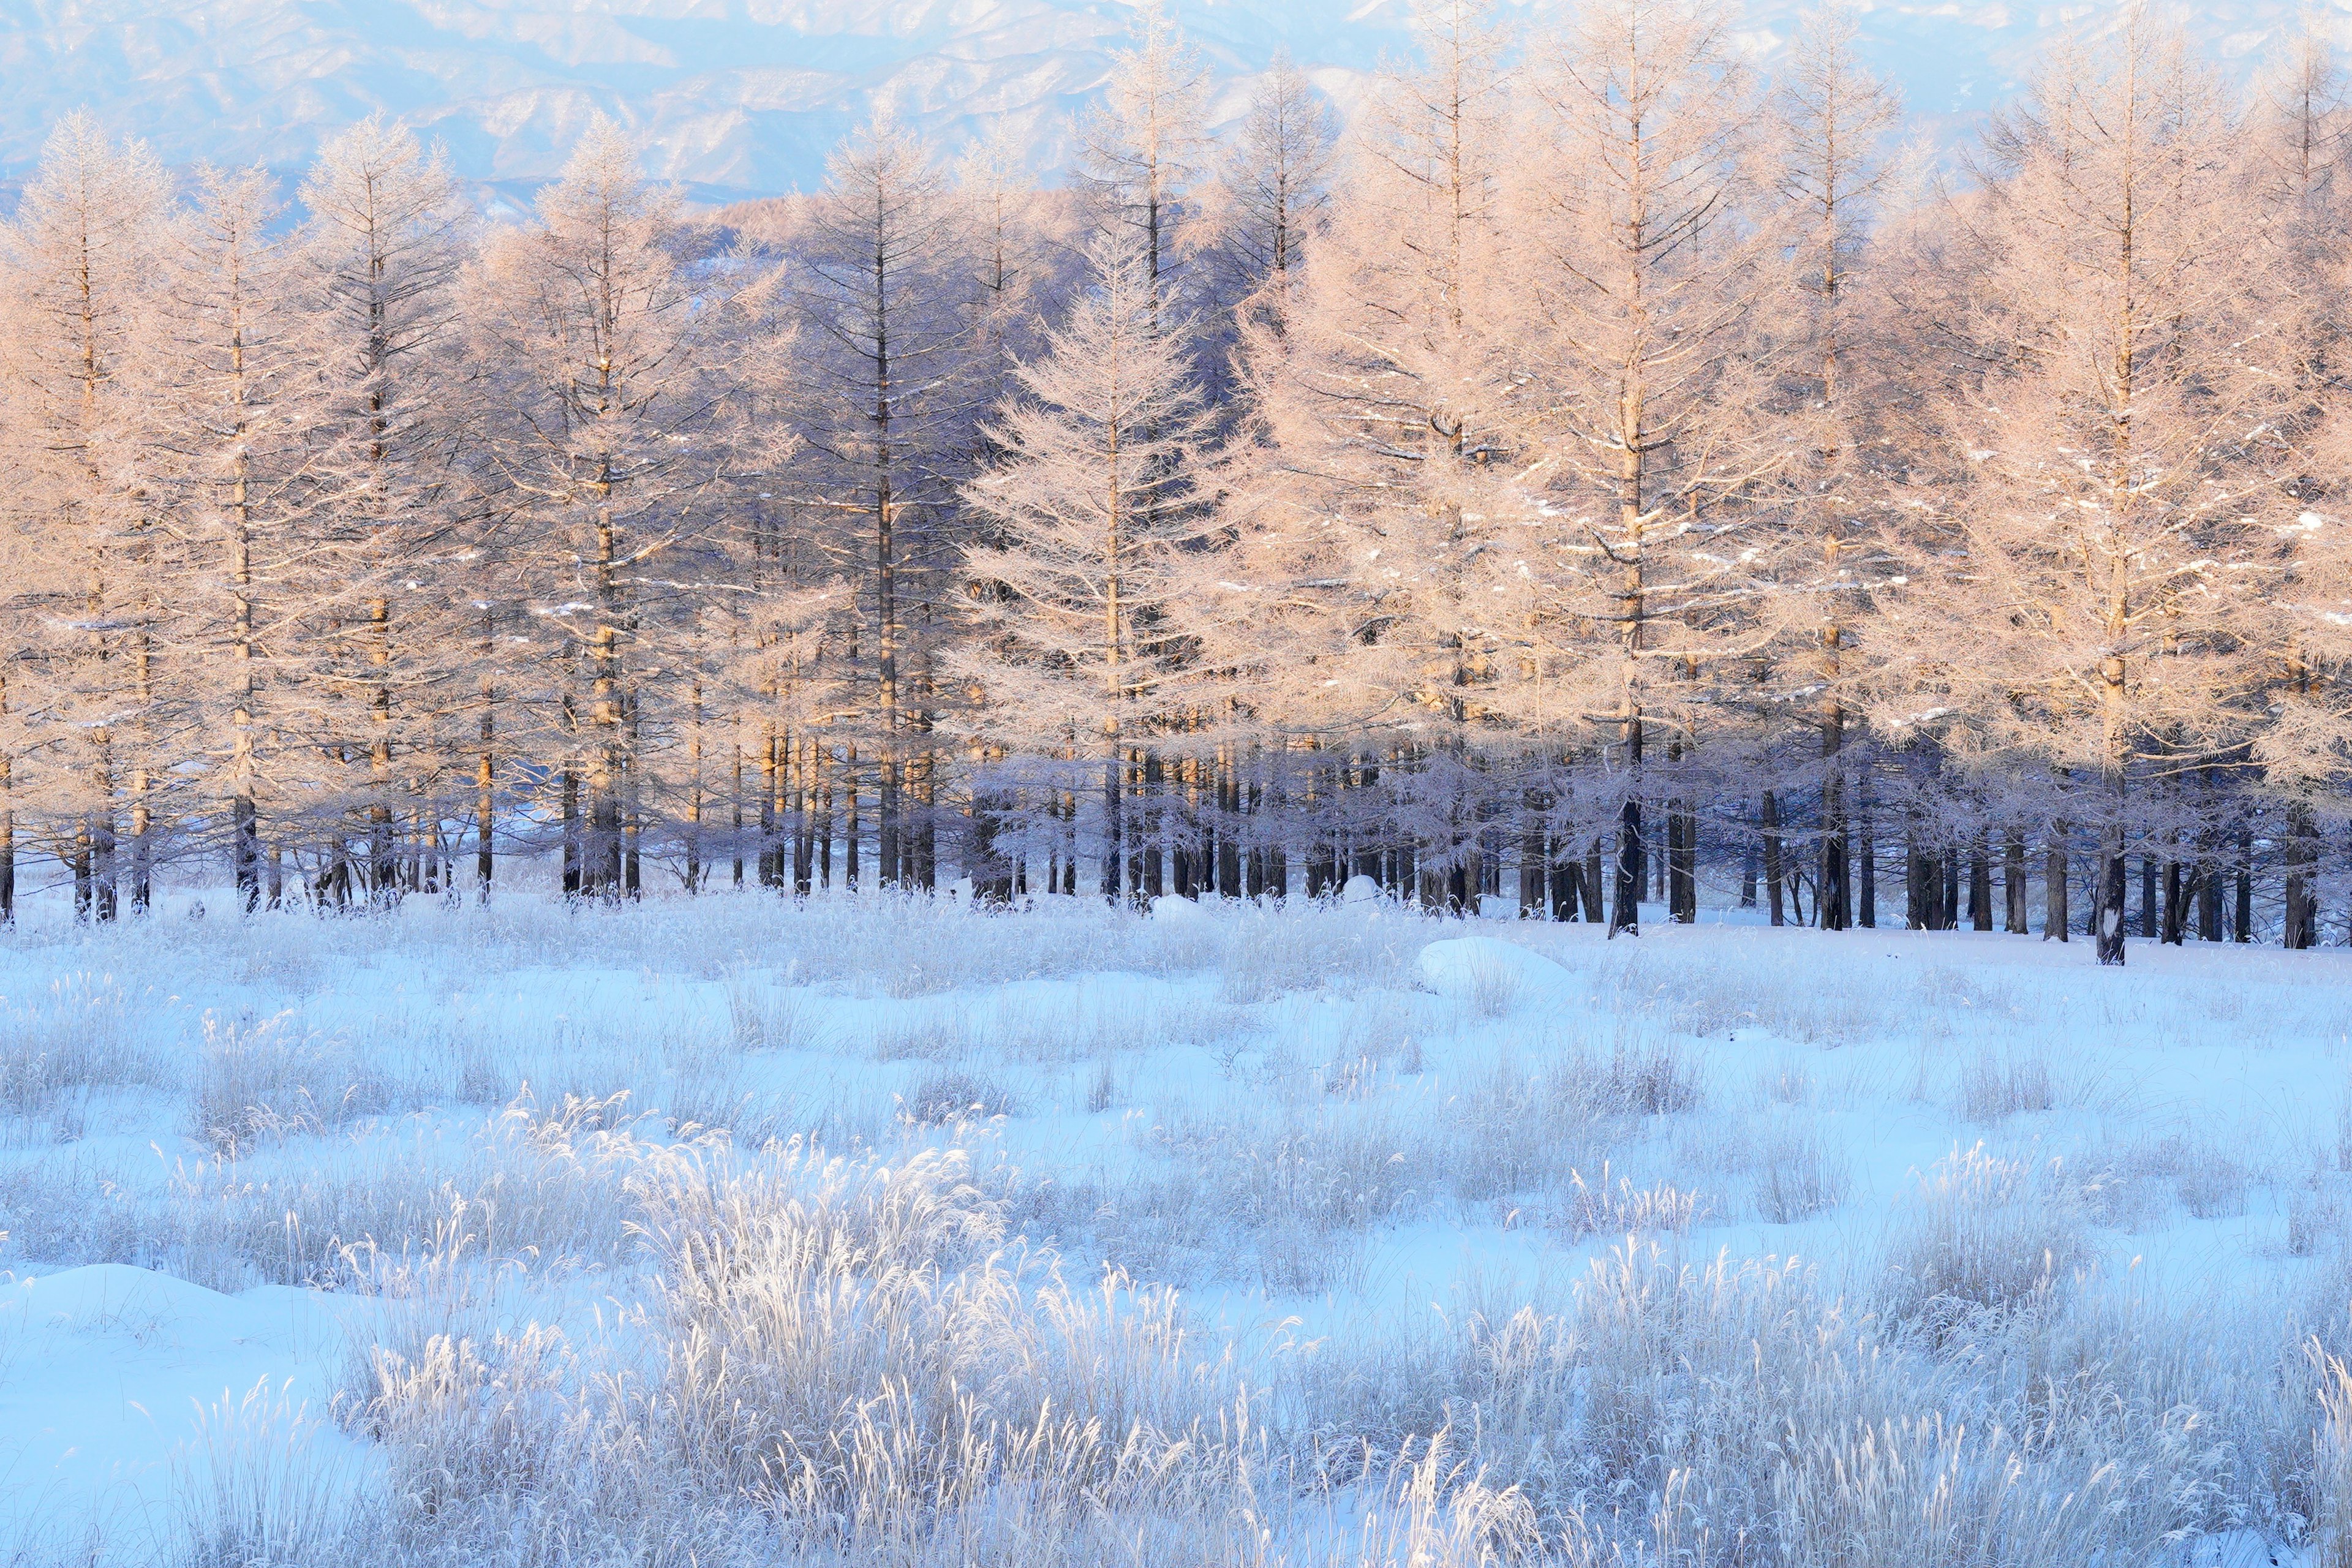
[{"xmin": 0, "ymin": 0, "xmax": 2336, "ymax": 201}]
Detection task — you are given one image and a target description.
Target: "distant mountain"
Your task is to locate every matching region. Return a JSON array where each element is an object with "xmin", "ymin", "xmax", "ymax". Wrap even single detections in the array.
[{"xmin": 0, "ymin": 1, "xmax": 2334, "ymax": 203}]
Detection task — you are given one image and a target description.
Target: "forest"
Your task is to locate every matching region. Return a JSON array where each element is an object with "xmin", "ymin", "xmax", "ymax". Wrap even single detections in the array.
[{"xmin": 1, "ymin": 0, "xmax": 2345, "ymax": 967}]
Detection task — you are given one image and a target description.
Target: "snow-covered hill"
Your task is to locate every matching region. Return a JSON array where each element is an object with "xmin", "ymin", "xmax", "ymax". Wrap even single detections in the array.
[{"xmin": 0, "ymin": 0, "xmax": 2337, "ymax": 200}]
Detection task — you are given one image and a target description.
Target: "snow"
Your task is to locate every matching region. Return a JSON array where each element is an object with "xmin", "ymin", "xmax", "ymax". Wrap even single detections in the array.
[
  {"xmin": 0, "ymin": 1265, "xmax": 369, "ymax": 1556},
  {"xmin": 1, "ymin": 883, "xmax": 2349, "ymax": 1558},
  {"xmin": 0, "ymin": 1, "xmax": 2328, "ymax": 199},
  {"xmin": 1414, "ymin": 932, "xmax": 1571, "ymax": 999}
]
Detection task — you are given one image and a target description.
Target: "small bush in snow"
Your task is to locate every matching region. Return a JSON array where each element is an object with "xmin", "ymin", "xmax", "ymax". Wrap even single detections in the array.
[
  {"xmin": 902, "ymin": 1070, "xmax": 1019, "ymax": 1125},
  {"xmin": 725, "ymin": 981, "xmax": 822, "ymax": 1053},
  {"xmin": 190, "ymin": 1017, "xmax": 391, "ymax": 1156},
  {"xmin": 1550, "ymin": 1161, "xmax": 1709, "ymax": 1241},
  {"xmin": 1753, "ymin": 1124, "xmax": 1852, "ymax": 1224},
  {"xmin": 1584, "ymin": 1035, "xmax": 1702, "ymax": 1118},
  {"xmin": 1466, "ymin": 956, "xmax": 1525, "ymax": 1019},
  {"xmin": 1958, "ymin": 1049, "xmax": 2055, "ymax": 1121},
  {"xmin": 1880, "ymin": 1144, "xmax": 2090, "ymax": 1338},
  {"xmin": 0, "ymin": 974, "xmax": 147, "ymax": 1124}
]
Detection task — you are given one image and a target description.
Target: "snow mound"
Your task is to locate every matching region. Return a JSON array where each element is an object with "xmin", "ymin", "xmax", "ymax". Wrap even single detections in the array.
[
  {"xmin": 0, "ymin": 1264, "xmax": 368, "ymax": 1550},
  {"xmin": 1152, "ymin": 893, "xmax": 1210, "ymax": 921},
  {"xmin": 1340, "ymin": 874, "xmax": 1385, "ymax": 905},
  {"xmin": 1416, "ymin": 935, "xmax": 1572, "ymax": 1001}
]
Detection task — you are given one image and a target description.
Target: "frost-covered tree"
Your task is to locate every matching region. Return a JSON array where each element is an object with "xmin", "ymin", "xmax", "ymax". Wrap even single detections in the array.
[
  {"xmin": 1502, "ymin": 0, "xmax": 1787, "ymax": 934},
  {"xmin": 1770, "ymin": 4, "xmax": 1902, "ymax": 931},
  {"xmin": 1231, "ymin": 0, "xmax": 1524, "ymax": 908},
  {"xmin": 957, "ymin": 232, "xmax": 1214, "ymax": 900},
  {"xmin": 792, "ymin": 113, "xmax": 978, "ymax": 891},
  {"xmin": 147, "ymin": 165, "xmax": 321, "ymax": 911},
  {"xmin": 0, "ymin": 114, "xmax": 172, "ymax": 920},
  {"xmin": 473, "ymin": 116, "xmax": 739, "ymax": 897},
  {"xmin": 296, "ymin": 115, "xmax": 477, "ymax": 899},
  {"xmin": 1874, "ymin": 21, "xmax": 2288, "ymax": 964},
  {"xmin": 1213, "ymin": 48, "xmax": 1338, "ymax": 308},
  {"xmin": 1079, "ymin": 0, "xmax": 1212, "ymax": 324}
]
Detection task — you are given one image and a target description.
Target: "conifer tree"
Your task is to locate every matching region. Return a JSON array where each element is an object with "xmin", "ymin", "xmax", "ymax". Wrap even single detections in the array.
[{"xmin": 956, "ymin": 232, "xmax": 1214, "ymax": 900}]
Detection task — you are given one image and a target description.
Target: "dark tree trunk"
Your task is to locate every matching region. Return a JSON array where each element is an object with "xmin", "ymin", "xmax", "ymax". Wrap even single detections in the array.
[
  {"xmin": 2095, "ymin": 821, "xmax": 2127, "ymax": 965},
  {"xmin": 2162, "ymin": 858, "xmax": 2188, "ymax": 946},
  {"xmin": 1762, "ymin": 791, "xmax": 1786, "ymax": 927},
  {"xmin": 2045, "ymin": 832, "xmax": 2069, "ymax": 943},
  {"xmin": 1612, "ymin": 798, "xmax": 1642, "ymax": 937},
  {"xmin": 1857, "ymin": 783, "xmax": 1876, "ymax": 928},
  {"xmin": 1550, "ymin": 839, "xmax": 1582, "ymax": 922},
  {"xmin": 1522, "ymin": 809, "xmax": 1548, "ymax": 918},
  {"xmin": 1820, "ymin": 768, "xmax": 1850, "ymax": 931},
  {"xmin": 1670, "ymin": 801, "xmax": 1697, "ymax": 923},
  {"xmin": 560, "ymin": 769, "xmax": 581, "ymax": 897},
  {"xmin": 2285, "ymin": 804, "xmax": 2317, "ymax": 950},
  {"xmin": 2003, "ymin": 829, "xmax": 2027, "ymax": 934},
  {"xmin": 1970, "ymin": 835, "xmax": 1993, "ymax": 932},
  {"xmin": 2235, "ymin": 824, "xmax": 2253, "ymax": 941}
]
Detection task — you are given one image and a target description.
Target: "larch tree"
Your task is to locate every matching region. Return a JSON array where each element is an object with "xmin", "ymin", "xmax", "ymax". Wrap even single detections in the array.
[
  {"xmin": 1880, "ymin": 20, "xmax": 2288, "ymax": 964},
  {"xmin": 1079, "ymin": 0, "xmax": 1212, "ymax": 328},
  {"xmin": 955, "ymin": 231, "xmax": 1215, "ymax": 901},
  {"xmin": 1503, "ymin": 0, "xmax": 1787, "ymax": 935},
  {"xmin": 793, "ymin": 113, "xmax": 978, "ymax": 891},
  {"xmin": 2247, "ymin": 19, "xmax": 2352, "ymax": 948},
  {"xmin": 298, "ymin": 115, "xmax": 477, "ymax": 900},
  {"xmin": 1213, "ymin": 48, "xmax": 1338, "ymax": 310},
  {"xmin": 473, "ymin": 116, "xmax": 739, "ymax": 897},
  {"xmin": 149, "ymin": 165, "xmax": 318, "ymax": 911},
  {"xmin": 1770, "ymin": 2, "xmax": 1901, "ymax": 932},
  {"xmin": 0, "ymin": 114, "xmax": 172, "ymax": 921},
  {"xmin": 1237, "ymin": 0, "xmax": 1524, "ymax": 909}
]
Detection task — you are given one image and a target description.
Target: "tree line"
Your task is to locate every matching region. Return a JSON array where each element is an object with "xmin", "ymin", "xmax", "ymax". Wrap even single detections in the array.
[{"xmin": 3, "ymin": 0, "xmax": 2350, "ymax": 965}]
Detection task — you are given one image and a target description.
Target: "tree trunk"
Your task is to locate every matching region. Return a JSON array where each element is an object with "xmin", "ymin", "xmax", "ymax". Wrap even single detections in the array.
[
  {"xmin": 1762, "ymin": 791, "xmax": 1785, "ymax": 927},
  {"xmin": 2045, "ymin": 831, "xmax": 2068, "ymax": 942},
  {"xmin": 1970, "ymin": 835, "xmax": 1992, "ymax": 932},
  {"xmin": 2162, "ymin": 856, "xmax": 2187, "ymax": 946},
  {"xmin": 1857, "ymin": 778, "xmax": 1876, "ymax": 928},
  {"xmin": 560, "ymin": 767, "xmax": 581, "ymax": 897},
  {"xmin": 2095, "ymin": 818, "xmax": 2128, "ymax": 965},
  {"xmin": 2003, "ymin": 829, "xmax": 2027, "ymax": 934},
  {"xmin": 2198, "ymin": 845, "xmax": 2222, "ymax": 942},
  {"xmin": 1670, "ymin": 800, "xmax": 1697, "ymax": 923},
  {"xmin": 2235, "ymin": 824, "xmax": 2253, "ymax": 943},
  {"xmin": 1612, "ymin": 797, "xmax": 1642, "ymax": 937},
  {"xmin": 2285, "ymin": 803, "xmax": 2317, "ymax": 950},
  {"xmin": 1520, "ymin": 805, "xmax": 1547, "ymax": 919}
]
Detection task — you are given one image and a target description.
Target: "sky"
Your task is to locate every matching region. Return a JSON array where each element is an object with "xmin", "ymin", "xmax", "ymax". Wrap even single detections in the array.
[{"xmin": 0, "ymin": 0, "xmax": 2337, "ymax": 202}]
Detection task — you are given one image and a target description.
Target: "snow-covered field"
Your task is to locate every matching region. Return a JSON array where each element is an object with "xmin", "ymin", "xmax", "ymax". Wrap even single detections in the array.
[{"xmin": 0, "ymin": 884, "xmax": 2345, "ymax": 1565}]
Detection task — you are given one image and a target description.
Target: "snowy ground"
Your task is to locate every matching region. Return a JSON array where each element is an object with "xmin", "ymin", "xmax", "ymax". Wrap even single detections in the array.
[{"xmin": 0, "ymin": 880, "xmax": 2343, "ymax": 1565}]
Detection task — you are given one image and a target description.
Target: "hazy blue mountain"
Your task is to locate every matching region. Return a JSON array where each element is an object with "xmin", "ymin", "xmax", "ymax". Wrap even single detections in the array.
[{"xmin": 0, "ymin": 0, "xmax": 2328, "ymax": 201}]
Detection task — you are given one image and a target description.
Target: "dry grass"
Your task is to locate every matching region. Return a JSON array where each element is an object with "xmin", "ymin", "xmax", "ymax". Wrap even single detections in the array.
[
  {"xmin": 1752, "ymin": 1121, "xmax": 1853, "ymax": 1223},
  {"xmin": 1880, "ymin": 1144, "xmax": 2091, "ymax": 1339},
  {"xmin": 1957, "ymin": 1047, "xmax": 2055, "ymax": 1121},
  {"xmin": 0, "ymin": 974, "xmax": 151, "ymax": 1133},
  {"xmin": 191, "ymin": 1016, "xmax": 394, "ymax": 1155},
  {"xmin": 0, "ymin": 892, "xmax": 2338, "ymax": 1566},
  {"xmin": 2314, "ymin": 1341, "xmax": 2352, "ymax": 1568},
  {"xmin": 171, "ymin": 1380, "xmax": 350, "ymax": 1568}
]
